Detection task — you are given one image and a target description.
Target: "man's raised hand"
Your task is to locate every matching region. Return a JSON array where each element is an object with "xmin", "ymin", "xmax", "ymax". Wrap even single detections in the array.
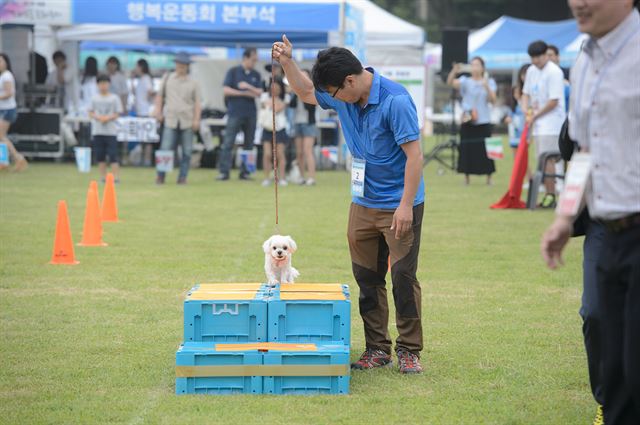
[{"xmin": 272, "ymin": 34, "xmax": 293, "ymax": 63}]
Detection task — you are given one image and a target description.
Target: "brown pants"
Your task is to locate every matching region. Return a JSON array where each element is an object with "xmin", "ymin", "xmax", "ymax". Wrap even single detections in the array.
[{"xmin": 347, "ymin": 202, "xmax": 424, "ymax": 356}]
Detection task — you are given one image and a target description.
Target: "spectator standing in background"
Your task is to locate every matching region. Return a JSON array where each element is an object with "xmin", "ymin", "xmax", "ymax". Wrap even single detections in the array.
[
  {"xmin": 133, "ymin": 59, "xmax": 155, "ymax": 166},
  {"xmin": 260, "ymin": 78, "xmax": 289, "ymax": 187},
  {"xmin": 521, "ymin": 40, "xmax": 566, "ymax": 208},
  {"xmin": 46, "ymin": 50, "xmax": 79, "ymax": 113},
  {"xmin": 546, "ymin": 44, "xmax": 571, "ymax": 112},
  {"xmin": 446, "ymin": 57, "xmax": 497, "ymax": 185},
  {"xmin": 154, "ymin": 52, "xmax": 201, "ymax": 185},
  {"xmin": 505, "ymin": 64, "xmax": 530, "ymax": 159},
  {"xmin": 217, "ymin": 47, "xmax": 262, "ymax": 181},
  {"xmin": 291, "ymin": 69, "xmax": 318, "ymax": 186},
  {"xmin": 106, "ymin": 56, "xmax": 128, "ymax": 113},
  {"xmin": 0, "ymin": 53, "xmax": 28, "ymax": 171},
  {"xmin": 79, "ymin": 56, "xmax": 98, "ymax": 115}
]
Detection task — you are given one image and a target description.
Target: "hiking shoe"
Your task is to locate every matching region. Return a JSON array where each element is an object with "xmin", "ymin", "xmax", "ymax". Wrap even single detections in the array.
[
  {"xmin": 397, "ymin": 349, "xmax": 423, "ymax": 374},
  {"xmin": 216, "ymin": 174, "xmax": 229, "ymax": 181},
  {"xmin": 239, "ymin": 173, "xmax": 253, "ymax": 181},
  {"xmin": 593, "ymin": 405, "xmax": 604, "ymax": 425},
  {"xmin": 538, "ymin": 193, "xmax": 557, "ymax": 209},
  {"xmin": 351, "ymin": 348, "xmax": 392, "ymax": 370}
]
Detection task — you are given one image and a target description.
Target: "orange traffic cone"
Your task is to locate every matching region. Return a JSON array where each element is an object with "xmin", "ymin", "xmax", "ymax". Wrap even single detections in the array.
[
  {"xmin": 50, "ymin": 200, "xmax": 79, "ymax": 265},
  {"xmin": 78, "ymin": 181, "xmax": 107, "ymax": 246},
  {"xmin": 101, "ymin": 172, "xmax": 119, "ymax": 222}
]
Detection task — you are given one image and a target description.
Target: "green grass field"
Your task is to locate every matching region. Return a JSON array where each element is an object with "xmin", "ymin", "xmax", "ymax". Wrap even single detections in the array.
[{"xmin": 0, "ymin": 152, "xmax": 592, "ymax": 424}]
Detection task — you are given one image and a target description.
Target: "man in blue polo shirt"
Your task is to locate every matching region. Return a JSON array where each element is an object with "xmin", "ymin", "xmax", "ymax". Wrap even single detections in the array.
[{"xmin": 273, "ymin": 36, "xmax": 425, "ymax": 374}]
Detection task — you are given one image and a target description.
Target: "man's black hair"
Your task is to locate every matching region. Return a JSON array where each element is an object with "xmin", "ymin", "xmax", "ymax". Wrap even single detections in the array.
[
  {"xmin": 96, "ymin": 74, "xmax": 111, "ymax": 83},
  {"xmin": 52, "ymin": 50, "xmax": 66, "ymax": 61},
  {"xmin": 243, "ymin": 48, "xmax": 257, "ymax": 59},
  {"xmin": 528, "ymin": 40, "xmax": 548, "ymax": 57},
  {"xmin": 311, "ymin": 47, "xmax": 363, "ymax": 92},
  {"xmin": 547, "ymin": 44, "xmax": 560, "ymax": 56}
]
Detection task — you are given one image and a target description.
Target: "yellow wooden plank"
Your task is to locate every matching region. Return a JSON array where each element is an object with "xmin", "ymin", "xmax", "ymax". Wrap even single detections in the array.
[
  {"xmin": 279, "ymin": 292, "xmax": 347, "ymax": 301},
  {"xmin": 215, "ymin": 343, "xmax": 317, "ymax": 352},
  {"xmin": 176, "ymin": 364, "xmax": 349, "ymax": 377},
  {"xmin": 198, "ymin": 283, "xmax": 263, "ymax": 290},
  {"xmin": 187, "ymin": 291, "xmax": 258, "ymax": 300},
  {"xmin": 279, "ymin": 283, "xmax": 345, "ymax": 292}
]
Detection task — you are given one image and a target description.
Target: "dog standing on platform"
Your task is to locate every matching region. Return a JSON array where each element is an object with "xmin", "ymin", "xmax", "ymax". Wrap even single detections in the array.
[{"xmin": 263, "ymin": 235, "xmax": 299, "ymax": 284}]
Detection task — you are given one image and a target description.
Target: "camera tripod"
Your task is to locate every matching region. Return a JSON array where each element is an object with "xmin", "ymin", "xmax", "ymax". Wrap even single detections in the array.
[{"xmin": 424, "ymin": 88, "xmax": 458, "ymax": 171}]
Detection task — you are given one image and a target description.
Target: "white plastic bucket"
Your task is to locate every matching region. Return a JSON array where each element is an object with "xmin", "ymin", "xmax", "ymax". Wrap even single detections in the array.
[
  {"xmin": 74, "ymin": 147, "xmax": 91, "ymax": 173},
  {"xmin": 155, "ymin": 150, "xmax": 174, "ymax": 173},
  {"xmin": 239, "ymin": 148, "xmax": 257, "ymax": 173}
]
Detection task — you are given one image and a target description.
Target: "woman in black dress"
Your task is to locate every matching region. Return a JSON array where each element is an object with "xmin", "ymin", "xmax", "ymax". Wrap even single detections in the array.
[{"xmin": 447, "ymin": 57, "xmax": 497, "ymax": 185}]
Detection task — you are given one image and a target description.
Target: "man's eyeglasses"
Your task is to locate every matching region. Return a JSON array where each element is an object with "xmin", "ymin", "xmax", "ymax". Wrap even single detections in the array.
[{"xmin": 331, "ymin": 86, "xmax": 342, "ymax": 98}]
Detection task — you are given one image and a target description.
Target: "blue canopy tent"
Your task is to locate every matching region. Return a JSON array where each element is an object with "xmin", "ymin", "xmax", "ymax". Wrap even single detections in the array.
[
  {"xmin": 470, "ymin": 16, "xmax": 583, "ymax": 70},
  {"xmin": 425, "ymin": 16, "xmax": 585, "ymax": 71}
]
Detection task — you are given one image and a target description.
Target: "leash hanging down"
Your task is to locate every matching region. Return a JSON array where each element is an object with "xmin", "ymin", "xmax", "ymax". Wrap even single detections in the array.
[{"xmin": 270, "ymin": 56, "xmax": 279, "ymax": 231}]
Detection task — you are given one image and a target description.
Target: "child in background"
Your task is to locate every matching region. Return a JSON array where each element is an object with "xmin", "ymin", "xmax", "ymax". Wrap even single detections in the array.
[{"xmin": 88, "ymin": 74, "xmax": 123, "ymax": 182}]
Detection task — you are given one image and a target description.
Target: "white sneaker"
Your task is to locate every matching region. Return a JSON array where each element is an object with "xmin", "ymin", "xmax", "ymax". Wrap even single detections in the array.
[
  {"xmin": 261, "ymin": 179, "xmax": 271, "ymax": 187},
  {"xmin": 278, "ymin": 180, "xmax": 288, "ymax": 187},
  {"xmin": 305, "ymin": 178, "xmax": 316, "ymax": 186}
]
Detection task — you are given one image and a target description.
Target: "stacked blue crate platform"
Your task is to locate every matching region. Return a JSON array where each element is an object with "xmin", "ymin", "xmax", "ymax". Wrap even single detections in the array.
[{"xmin": 176, "ymin": 282, "xmax": 351, "ymax": 395}]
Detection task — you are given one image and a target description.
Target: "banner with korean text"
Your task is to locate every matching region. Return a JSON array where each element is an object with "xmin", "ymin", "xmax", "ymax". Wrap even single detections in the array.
[{"xmin": 72, "ymin": 0, "xmax": 340, "ymax": 32}]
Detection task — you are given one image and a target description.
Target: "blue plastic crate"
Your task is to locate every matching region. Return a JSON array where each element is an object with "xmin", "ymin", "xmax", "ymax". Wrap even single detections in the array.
[
  {"xmin": 184, "ymin": 290, "xmax": 268, "ymax": 342},
  {"xmin": 262, "ymin": 343, "xmax": 350, "ymax": 395},
  {"xmin": 267, "ymin": 291, "xmax": 351, "ymax": 344},
  {"xmin": 176, "ymin": 342, "xmax": 262, "ymax": 395}
]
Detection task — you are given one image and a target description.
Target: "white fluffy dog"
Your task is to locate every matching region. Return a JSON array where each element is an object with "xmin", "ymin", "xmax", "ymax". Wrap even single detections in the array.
[{"xmin": 263, "ymin": 235, "xmax": 299, "ymax": 285}]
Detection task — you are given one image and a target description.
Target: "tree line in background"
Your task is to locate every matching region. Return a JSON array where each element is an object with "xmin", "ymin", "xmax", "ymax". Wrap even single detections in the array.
[{"xmin": 371, "ymin": 0, "xmax": 572, "ymax": 43}]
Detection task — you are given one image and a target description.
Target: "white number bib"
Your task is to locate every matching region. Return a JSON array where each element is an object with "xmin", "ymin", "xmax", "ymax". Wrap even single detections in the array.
[{"xmin": 351, "ymin": 158, "xmax": 366, "ymax": 198}]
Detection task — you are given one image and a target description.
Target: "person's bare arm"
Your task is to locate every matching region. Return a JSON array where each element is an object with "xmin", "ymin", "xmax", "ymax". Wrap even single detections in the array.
[
  {"xmin": 192, "ymin": 93, "xmax": 201, "ymax": 131},
  {"xmin": 273, "ymin": 97, "xmax": 286, "ymax": 113},
  {"xmin": 0, "ymin": 80, "xmax": 13, "ymax": 100},
  {"xmin": 446, "ymin": 63, "xmax": 462, "ymax": 90},
  {"xmin": 272, "ymin": 35, "xmax": 317, "ymax": 105},
  {"xmin": 532, "ymin": 99, "xmax": 559, "ymax": 122},
  {"xmin": 484, "ymin": 78, "xmax": 497, "ymax": 104},
  {"xmin": 391, "ymin": 140, "xmax": 423, "ymax": 239}
]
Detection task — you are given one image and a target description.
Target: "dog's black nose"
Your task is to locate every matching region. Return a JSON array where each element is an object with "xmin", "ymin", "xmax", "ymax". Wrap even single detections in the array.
[{"xmin": 277, "ymin": 250, "xmax": 282, "ymax": 255}]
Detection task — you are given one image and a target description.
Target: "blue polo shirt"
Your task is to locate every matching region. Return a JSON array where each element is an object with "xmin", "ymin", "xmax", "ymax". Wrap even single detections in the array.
[
  {"xmin": 316, "ymin": 68, "xmax": 424, "ymax": 210},
  {"xmin": 223, "ymin": 65, "xmax": 262, "ymax": 118}
]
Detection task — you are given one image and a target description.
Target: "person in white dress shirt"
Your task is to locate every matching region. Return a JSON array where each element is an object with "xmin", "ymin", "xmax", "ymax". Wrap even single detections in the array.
[{"xmin": 542, "ymin": 1, "xmax": 640, "ymax": 424}]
